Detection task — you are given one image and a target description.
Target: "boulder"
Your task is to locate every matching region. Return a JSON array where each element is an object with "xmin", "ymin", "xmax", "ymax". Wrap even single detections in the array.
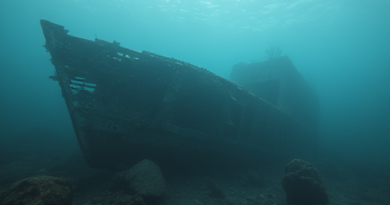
[
  {"xmin": 282, "ymin": 159, "xmax": 328, "ymax": 205},
  {"xmin": 111, "ymin": 159, "xmax": 165, "ymax": 199},
  {"xmin": 0, "ymin": 176, "xmax": 74, "ymax": 205},
  {"xmin": 207, "ymin": 180, "xmax": 225, "ymax": 198}
]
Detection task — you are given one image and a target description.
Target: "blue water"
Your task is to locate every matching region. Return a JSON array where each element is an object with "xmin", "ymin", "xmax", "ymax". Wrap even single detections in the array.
[{"xmin": 0, "ymin": 0, "xmax": 389, "ymax": 202}]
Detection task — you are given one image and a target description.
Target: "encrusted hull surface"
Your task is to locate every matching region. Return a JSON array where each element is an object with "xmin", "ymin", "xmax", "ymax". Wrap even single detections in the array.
[{"xmin": 41, "ymin": 20, "xmax": 316, "ymax": 170}]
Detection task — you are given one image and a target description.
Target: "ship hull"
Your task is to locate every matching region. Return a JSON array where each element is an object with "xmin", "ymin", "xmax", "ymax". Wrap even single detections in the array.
[{"xmin": 41, "ymin": 20, "xmax": 316, "ymax": 170}]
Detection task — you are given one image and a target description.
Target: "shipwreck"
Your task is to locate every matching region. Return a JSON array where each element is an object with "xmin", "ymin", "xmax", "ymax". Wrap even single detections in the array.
[{"xmin": 40, "ymin": 20, "xmax": 318, "ymax": 170}]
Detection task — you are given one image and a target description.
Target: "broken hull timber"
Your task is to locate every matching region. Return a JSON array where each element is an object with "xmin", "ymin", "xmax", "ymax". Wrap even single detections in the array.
[{"xmin": 40, "ymin": 20, "xmax": 316, "ymax": 170}]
